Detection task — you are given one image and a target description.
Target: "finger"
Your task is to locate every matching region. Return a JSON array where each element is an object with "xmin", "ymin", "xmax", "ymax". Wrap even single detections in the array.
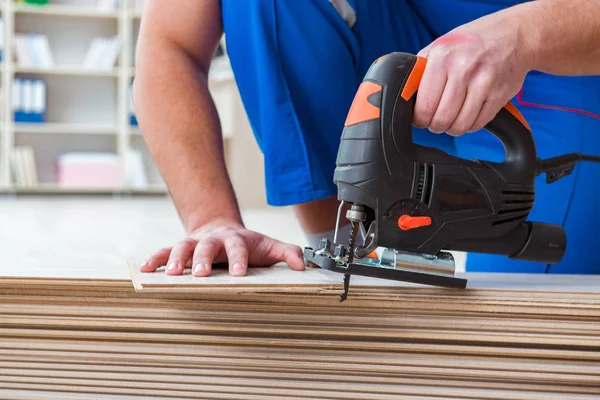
[
  {"xmin": 417, "ymin": 42, "xmax": 433, "ymax": 58},
  {"xmin": 267, "ymin": 240, "xmax": 306, "ymax": 271},
  {"xmin": 191, "ymin": 237, "xmax": 221, "ymax": 277},
  {"xmin": 283, "ymin": 244, "xmax": 306, "ymax": 271},
  {"xmin": 447, "ymin": 75, "xmax": 492, "ymax": 135},
  {"xmin": 224, "ymin": 235, "xmax": 249, "ymax": 277},
  {"xmin": 165, "ymin": 239, "xmax": 196, "ymax": 275},
  {"xmin": 413, "ymin": 55, "xmax": 447, "ymax": 129},
  {"xmin": 468, "ymin": 97, "xmax": 505, "ymax": 133},
  {"xmin": 140, "ymin": 247, "xmax": 171, "ymax": 273},
  {"xmin": 428, "ymin": 75, "xmax": 467, "ymax": 134}
]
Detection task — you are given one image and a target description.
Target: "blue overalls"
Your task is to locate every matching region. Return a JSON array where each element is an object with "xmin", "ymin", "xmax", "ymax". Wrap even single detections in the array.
[{"xmin": 220, "ymin": 0, "xmax": 600, "ymax": 274}]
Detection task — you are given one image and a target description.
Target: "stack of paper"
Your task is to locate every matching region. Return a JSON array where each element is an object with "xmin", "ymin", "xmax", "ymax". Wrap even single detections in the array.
[
  {"xmin": 13, "ymin": 33, "xmax": 54, "ymax": 68},
  {"xmin": 82, "ymin": 35, "xmax": 121, "ymax": 71},
  {"xmin": 13, "ymin": 78, "xmax": 46, "ymax": 123}
]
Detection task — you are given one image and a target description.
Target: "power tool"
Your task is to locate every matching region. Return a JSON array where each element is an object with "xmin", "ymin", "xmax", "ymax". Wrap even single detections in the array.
[{"xmin": 303, "ymin": 52, "xmax": 600, "ymax": 301}]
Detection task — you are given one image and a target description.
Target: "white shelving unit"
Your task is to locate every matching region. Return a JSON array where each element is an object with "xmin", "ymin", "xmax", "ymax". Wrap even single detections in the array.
[{"xmin": 0, "ymin": 0, "xmax": 239, "ymax": 196}]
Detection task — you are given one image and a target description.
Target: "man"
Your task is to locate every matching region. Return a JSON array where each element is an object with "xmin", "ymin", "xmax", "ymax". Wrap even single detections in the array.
[{"xmin": 134, "ymin": 0, "xmax": 600, "ymax": 277}]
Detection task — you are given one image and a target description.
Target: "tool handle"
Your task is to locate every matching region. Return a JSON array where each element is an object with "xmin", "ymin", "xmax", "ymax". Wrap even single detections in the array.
[
  {"xmin": 400, "ymin": 55, "xmax": 534, "ymax": 157},
  {"xmin": 354, "ymin": 53, "xmax": 538, "ymax": 182}
]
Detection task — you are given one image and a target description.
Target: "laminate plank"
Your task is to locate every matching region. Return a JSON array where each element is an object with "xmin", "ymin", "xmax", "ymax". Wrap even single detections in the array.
[
  {"xmin": 0, "ymin": 376, "xmax": 598, "ymax": 400},
  {"xmin": 3, "ymin": 335, "xmax": 600, "ymax": 362},
  {"xmin": 129, "ymin": 259, "xmax": 600, "ymax": 294},
  {"xmin": 0, "ymin": 390, "xmax": 193, "ymax": 400},
  {"xmin": 3, "ymin": 301, "xmax": 600, "ymax": 337},
  {"xmin": 1, "ymin": 359, "xmax": 599, "ymax": 391}
]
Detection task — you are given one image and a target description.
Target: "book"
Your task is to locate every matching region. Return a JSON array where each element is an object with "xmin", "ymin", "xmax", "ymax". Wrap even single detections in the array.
[
  {"xmin": 11, "ymin": 146, "xmax": 38, "ymax": 186},
  {"xmin": 82, "ymin": 35, "xmax": 121, "ymax": 71},
  {"xmin": 13, "ymin": 33, "xmax": 54, "ymax": 68},
  {"xmin": 13, "ymin": 78, "xmax": 46, "ymax": 123},
  {"xmin": 0, "ymin": 17, "xmax": 5, "ymax": 62},
  {"xmin": 129, "ymin": 83, "xmax": 137, "ymax": 126}
]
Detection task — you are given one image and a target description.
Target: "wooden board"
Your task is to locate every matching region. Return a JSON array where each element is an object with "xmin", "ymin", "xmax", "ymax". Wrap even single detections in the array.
[{"xmin": 128, "ymin": 258, "xmax": 600, "ymax": 296}]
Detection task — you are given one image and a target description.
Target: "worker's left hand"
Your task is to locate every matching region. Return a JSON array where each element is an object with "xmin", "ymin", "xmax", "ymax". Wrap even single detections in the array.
[{"xmin": 413, "ymin": 8, "xmax": 534, "ymax": 136}]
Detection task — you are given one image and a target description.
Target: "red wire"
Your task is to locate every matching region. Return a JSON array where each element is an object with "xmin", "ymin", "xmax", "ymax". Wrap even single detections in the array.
[{"xmin": 516, "ymin": 88, "xmax": 600, "ymax": 121}]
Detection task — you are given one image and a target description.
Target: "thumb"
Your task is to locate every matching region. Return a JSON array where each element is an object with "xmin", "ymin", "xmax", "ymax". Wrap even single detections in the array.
[{"xmin": 284, "ymin": 244, "xmax": 306, "ymax": 271}]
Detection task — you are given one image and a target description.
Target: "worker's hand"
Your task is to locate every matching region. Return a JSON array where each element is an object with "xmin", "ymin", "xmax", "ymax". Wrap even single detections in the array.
[
  {"xmin": 413, "ymin": 8, "xmax": 534, "ymax": 136},
  {"xmin": 139, "ymin": 219, "xmax": 306, "ymax": 277}
]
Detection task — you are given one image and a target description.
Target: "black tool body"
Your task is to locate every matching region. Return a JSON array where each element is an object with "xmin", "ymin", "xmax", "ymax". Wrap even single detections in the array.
[{"xmin": 334, "ymin": 52, "xmax": 592, "ymax": 264}]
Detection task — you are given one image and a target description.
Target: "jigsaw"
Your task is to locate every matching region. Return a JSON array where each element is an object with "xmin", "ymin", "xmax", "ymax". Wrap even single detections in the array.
[{"xmin": 303, "ymin": 52, "xmax": 600, "ymax": 301}]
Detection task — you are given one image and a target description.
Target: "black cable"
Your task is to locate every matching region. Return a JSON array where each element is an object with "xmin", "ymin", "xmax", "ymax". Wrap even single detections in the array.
[{"xmin": 581, "ymin": 154, "xmax": 600, "ymax": 163}]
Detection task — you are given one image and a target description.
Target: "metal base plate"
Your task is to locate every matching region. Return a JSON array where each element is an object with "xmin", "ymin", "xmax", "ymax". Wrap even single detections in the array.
[{"xmin": 303, "ymin": 247, "xmax": 468, "ymax": 290}]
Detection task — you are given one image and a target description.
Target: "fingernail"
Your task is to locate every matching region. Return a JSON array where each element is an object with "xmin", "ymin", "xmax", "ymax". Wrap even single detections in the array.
[
  {"xmin": 193, "ymin": 263, "xmax": 208, "ymax": 274},
  {"xmin": 232, "ymin": 263, "xmax": 246, "ymax": 275},
  {"xmin": 167, "ymin": 262, "xmax": 178, "ymax": 272}
]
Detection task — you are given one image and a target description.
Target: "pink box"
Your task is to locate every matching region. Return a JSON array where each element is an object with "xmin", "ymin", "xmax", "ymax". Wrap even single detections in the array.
[{"xmin": 57, "ymin": 153, "xmax": 122, "ymax": 189}]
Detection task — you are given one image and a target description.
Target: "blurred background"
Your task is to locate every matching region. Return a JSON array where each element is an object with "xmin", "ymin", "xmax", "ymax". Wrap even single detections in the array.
[
  {"xmin": 0, "ymin": 0, "xmax": 269, "ymax": 209},
  {"xmin": 0, "ymin": 0, "xmax": 316, "ymax": 269},
  {"xmin": 0, "ymin": 0, "xmax": 465, "ymax": 271}
]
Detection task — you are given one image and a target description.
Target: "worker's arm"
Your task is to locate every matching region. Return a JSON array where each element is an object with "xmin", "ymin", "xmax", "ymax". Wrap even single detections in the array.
[
  {"xmin": 412, "ymin": 0, "xmax": 600, "ymax": 136},
  {"xmin": 133, "ymin": 0, "xmax": 304, "ymax": 277},
  {"xmin": 525, "ymin": 0, "xmax": 600, "ymax": 76}
]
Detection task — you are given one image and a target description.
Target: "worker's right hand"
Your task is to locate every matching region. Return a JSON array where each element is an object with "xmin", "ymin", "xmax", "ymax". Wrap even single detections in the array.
[{"xmin": 139, "ymin": 219, "xmax": 306, "ymax": 277}]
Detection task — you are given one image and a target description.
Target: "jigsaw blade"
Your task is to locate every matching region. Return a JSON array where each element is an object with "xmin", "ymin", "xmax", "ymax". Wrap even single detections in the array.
[{"xmin": 340, "ymin": 220, "xmax": 359, "ymax": 301}]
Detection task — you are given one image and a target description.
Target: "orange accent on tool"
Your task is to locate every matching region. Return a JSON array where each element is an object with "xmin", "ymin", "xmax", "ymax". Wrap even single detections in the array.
[
  {"xmin": 400, "ymin": 56, "xmax": 427, "ymax": 101},
  {"xmin": 375, "ymin": 55, "xmax": 387, "ymax": 63},
  {"xmin": 398, "ymin": 214, "xmax": 432, "ymax": 231},
  {"xmin": 503, "ymin": 101, "xmax": 531, "ymax": 131},
  {"xmin": 344, "ymin": 81, "xmax": 382, "ymax": 127},
  {"xmin": 366, "ymin": 251, "xmax": 378, "ymax": 259}
]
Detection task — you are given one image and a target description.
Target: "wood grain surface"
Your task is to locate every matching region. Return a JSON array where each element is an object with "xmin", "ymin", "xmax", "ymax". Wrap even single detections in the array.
[{"xmin": 2, "ymin": 197, "xmax": 600, "ymax": 399}]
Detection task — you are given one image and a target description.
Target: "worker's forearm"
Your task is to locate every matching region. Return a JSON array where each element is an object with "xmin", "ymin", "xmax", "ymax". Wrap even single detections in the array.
[
  {"xmin": 517, "ymin": 0, "xmax": 600, "ymax": 75},
  {"xmin": 133, "ymin": 40, "xmax": 242, "ymax": 233}
]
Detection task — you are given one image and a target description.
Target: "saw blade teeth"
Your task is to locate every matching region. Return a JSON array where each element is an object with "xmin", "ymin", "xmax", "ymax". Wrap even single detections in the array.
[{"xmin": 348, "ymin": 221, "xmax": 359, "ymax": 263}]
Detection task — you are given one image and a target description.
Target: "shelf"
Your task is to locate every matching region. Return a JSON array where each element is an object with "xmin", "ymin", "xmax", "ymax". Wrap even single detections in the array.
[
  {"xmin": 10, "ymin": 183, "xmax": 168, "ymax": 195},
  {"xmin": 0, "ymin": 4, "xmax": 238, "ymax": 198},
  {"xmin": 129, "ymin": 126, "xmax": 234, "ymax": 140},
  {"xmin": 14, "ymin": 122, "xmax": 118, "ymax": 135},
  {"xmin": 9, "ymin": 183, "xmax": 169, "ymax": 195},
  {"xmin": 14, "ymin": 3, "xmax": 119, "ymax": 19},
  {"xmin": 11, "ymin": 183, "xmax": 121, "ymax": 194},
  {"xmin": 14, "ymin": 65, "xmax": 119, "ymax": 78},
  {"xmin": 128, "ymin": 184, "xmax": 168, "ymax": 194}
]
